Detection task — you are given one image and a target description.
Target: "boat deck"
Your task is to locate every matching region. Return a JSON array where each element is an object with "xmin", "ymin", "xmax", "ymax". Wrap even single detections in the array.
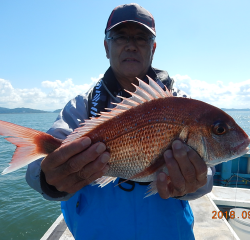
[
  {"xmin": 41, "ymin": 186, "xmax": 242, "ymax": 240},
  {"xmin": 190, "ymin": 192, "xmax": 239, "ymax": 239},
  {"xmin": 41, "ymin": 214, "xmax": 73, "ymax": 240}
]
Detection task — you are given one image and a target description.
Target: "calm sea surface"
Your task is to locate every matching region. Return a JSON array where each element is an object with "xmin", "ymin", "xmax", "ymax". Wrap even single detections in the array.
[
  {"xmin": 0, "ymin": 113, "xmax": 60, "ymax": 240},
  {"xmin": 0, "ymin": 111, "xmax": 250, "ymax": 240}
]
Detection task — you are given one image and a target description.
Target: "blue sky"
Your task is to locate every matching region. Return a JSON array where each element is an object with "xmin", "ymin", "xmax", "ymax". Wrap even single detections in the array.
[{"xmin": 0, "ymin": 0, "xmax": 249, "ymax": 110}]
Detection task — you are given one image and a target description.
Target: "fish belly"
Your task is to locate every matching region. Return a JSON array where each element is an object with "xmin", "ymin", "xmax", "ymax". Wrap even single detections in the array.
[{"xmin": 98, "ymin": 123, "xmax": 180, "ymax": 181}]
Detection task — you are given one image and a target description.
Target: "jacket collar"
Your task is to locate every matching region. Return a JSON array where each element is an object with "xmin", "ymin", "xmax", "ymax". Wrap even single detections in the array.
[{"xmin": 102, "ymin": 66, "xmax": 158, "ymax": 97}]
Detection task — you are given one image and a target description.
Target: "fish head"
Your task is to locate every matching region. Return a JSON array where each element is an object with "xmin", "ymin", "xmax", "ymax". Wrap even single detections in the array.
[{"xmin": 186, "ymin": 105, "xmax": 250, "ymax": 166}]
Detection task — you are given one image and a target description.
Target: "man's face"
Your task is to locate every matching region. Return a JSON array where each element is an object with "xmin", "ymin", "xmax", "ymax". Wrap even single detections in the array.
[{"xmin": 104, "ymin": 22, "xmax": 156, "ymax": 80}]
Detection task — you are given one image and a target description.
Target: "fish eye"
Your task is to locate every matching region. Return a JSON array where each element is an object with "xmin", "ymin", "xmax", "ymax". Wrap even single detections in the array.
[{"xmin": 212, "ymin": 122, "xmax": 228, "ymax": 135}]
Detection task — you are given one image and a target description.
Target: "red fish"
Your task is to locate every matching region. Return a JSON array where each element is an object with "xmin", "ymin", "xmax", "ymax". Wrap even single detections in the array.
[{"xmin": 0, "ymin": 77, "xmax": 249, "ymax": 196}]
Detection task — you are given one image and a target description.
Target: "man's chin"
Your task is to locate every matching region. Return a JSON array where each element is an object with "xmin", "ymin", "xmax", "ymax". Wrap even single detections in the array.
[
  {"xmin": 122, "ymin": 72, "xmax": 142, "ymax": 79},
  {"xmin": 120, "ymin": 67, "xmax": 144, "ymax": 78}
]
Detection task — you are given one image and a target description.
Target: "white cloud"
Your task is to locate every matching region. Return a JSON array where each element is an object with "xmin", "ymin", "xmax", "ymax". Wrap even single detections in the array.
[
  {"xmin": 1, "ymin": 74, "xmax": 250, "ymax": 111},
  {"xmin": 0, "ymin": 74, "xmax": 102, "ymax": 111},
  {"xmin": 172, "ymin": 74, "xmax": 250, "ymax": 109}
]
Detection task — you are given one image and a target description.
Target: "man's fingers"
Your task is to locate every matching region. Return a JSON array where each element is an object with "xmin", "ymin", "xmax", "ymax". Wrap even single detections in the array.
[
  {"xmin": 45, "ymin": 142, "xmax": 107, "ymax": 186},
  {"xmin": 157, "ymin": 140, "xmax": 208, "ymax": 199},
  {"xmin": 164, "ymin": 149, "xmax": 186, "ymax": 196},
  {"xmin": 172, "ymin": 140, "xmax": 196, "ymax": 185},
  {"xmin": 42, "ymin": 137, "xmax": 91, "ymax": 169},
  {"xmin": 47, "ymin": 151, "xmax": 110, "ymax": 193},
  {"xmin": 76, "ymin": 152, "xmax": 110, "ymax": 181},
  {"xmin": 55, "ymin": 163, "xmax": 110, "ymax": 193},
  {"xmin": 187, "ymin": 146, "xmax": 207, "ymax": 185},
  {"xmin": 156, "ymin": 172, "xmax": 171, "ymax": 199},
  {"xmin": 42, "ymin": 137, "xmax": 109, "ymax": 188},
  {"xmin": 61, "ymin": 142, "xmax": 107, "ymax": 175},
  {"xmin": 67, "ymin": 167, "xmax": 109, "ymax": 194}
]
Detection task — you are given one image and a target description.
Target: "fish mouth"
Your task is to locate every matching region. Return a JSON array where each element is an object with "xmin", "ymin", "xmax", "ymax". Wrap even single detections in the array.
[
  {"xmin": 232, "ymin": 137, "xmax": 250, "ymax": 156},
  {"xmin": 207, "ymin": 143, "xmax": 250, "ymax": 167}
]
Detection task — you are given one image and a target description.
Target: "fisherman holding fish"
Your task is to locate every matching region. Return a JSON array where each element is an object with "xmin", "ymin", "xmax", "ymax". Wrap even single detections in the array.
[{"xmin": 2, "ymin": 3, "xmax": 221, "ymax": 240}]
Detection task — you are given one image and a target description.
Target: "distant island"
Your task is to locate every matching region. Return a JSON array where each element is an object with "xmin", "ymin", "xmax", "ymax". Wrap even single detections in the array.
[
  {"xmin": 221, "ymin": 108, "xmax": 250, "ymax": 111},
  {"xmin": 0, "ymin": 107, "xmax": 61, "ymax": 114},
  {"xmin": 53, "ymin": 109, "xmax": 62, "ymax": 113}
]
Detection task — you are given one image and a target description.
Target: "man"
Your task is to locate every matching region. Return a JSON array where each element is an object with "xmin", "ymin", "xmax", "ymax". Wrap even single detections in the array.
[{"xmin": 26, "ymin": 3, "xmax": 214, "ymax": 239}]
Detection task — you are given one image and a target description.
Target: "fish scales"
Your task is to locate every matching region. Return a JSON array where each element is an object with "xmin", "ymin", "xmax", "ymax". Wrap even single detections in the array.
[{"xmin": 86, "ymin": 97, "xmax": 197, "ymax": 181}]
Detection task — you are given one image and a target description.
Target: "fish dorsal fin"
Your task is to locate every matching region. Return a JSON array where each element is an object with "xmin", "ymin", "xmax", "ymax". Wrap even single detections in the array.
[
  {"xmin": 136, "ymin": 78, "xmax": 162, "ymax": 99},
  {"xmin": 131, "ymin": 83, "xmax": 154, "ymax": 101},
  {"xmin": 147, "ymin": 76, "xmax": 173, "ymax": 97},
  {"xmin": 63, "ymin": 77, "xmax": 171, "ymax": 144},
  {"xmin": 117, "ymin": 96, "xmax": 140, "ymax": 107}
]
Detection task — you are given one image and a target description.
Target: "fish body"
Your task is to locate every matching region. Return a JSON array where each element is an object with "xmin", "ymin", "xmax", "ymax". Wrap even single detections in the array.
[
  {"xmin": 69, "ymin": 96, "xmax": 250, "ymax": 183},
  {"xmin": 0, "ymin": 77, "xmax": 249, "ymax": 195}
]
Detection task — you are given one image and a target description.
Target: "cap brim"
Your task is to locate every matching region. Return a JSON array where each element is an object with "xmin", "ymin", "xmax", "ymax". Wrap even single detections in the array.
[{"xmin": 106, "ymin": 20, "xmax": 156, "ymax": 36}]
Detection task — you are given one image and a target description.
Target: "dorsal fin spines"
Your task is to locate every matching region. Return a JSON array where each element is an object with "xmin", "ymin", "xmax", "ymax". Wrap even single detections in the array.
[
  {"xmin": 131, "ymin": 83, "xmax": 154, "ymax": 101},
  {"xmin": 85, "ymin": 119, "xmax": 104, "ymax": 124},
  {"xmin": 117, "ymin": 96, "xmax": 140, "ymax": 107},
  {"xmin": 124, "ymin": 90, "xmax": 147, "ymax": 103},
  {"xmin": 63, "ymin": 77, "xmax": 172, "ymax": 144},
  {"xmin": 146, "ymin": 76, "xmax": 172, "ymax": 98},
  {"xmin": 104, "ymin": 108, "xmax": 125, "ymax": 113},
  {"xmin": 162, "ymin": 84, "xmax": 173, "ymax": 97},
  {"xmin": 111, "ymin": 102, "xmax": 132, "ymax": 110},
  {"xmin": 99, "ymin": 112, "xmax": 115, "ymax": 118},
  {"xmin": 136, "ymin": 77, "xmax": 162, "ymax": 99}
]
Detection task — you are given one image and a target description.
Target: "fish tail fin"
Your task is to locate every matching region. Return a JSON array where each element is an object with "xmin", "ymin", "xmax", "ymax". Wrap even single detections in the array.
[{"xmin": 0, "ymin": 120, "xmax": 62, "ymax": 174}]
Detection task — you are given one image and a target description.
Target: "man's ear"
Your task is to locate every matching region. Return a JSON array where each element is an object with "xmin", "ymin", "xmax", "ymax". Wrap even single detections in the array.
[
  {"xmin": 104, "ymin": 40, "xmax": 110, "ymax": 59},
  {"xmin": 152, "ymin": 41, "xmax": 156, "ymax": 55}
]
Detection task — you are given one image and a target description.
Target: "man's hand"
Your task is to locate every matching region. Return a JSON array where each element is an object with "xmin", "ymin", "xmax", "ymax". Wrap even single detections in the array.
[
  {"xmin": 156, "ymin": 140, "xmax": 207, "ymax": 199},
  {"xmin": 41, "ymin": 137, "xmax": 110, "ymax": 194}
]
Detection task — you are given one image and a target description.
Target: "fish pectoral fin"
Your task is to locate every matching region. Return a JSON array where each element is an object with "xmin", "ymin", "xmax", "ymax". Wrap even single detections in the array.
[
  {"xmin": 179, "ymin": 126, "xmax": 190, "ymax": 143},
  {"xmin": 91, "ymin": 176, "xmax": 117, "ymax": 187},
  {"xmin": 145, "ymin": 180, "xmax": 158, "ymax": 198},
  {"xmin": 187, "ymin": 134, "xmax": 208, "ymax": 162},
  {"xmin": 144, "ymin": 167, "xmax": 169, "ymax": 198}
]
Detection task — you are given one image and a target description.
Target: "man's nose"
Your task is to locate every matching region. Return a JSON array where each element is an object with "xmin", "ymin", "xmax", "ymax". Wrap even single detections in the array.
[{"xmin": 125, "ymin": 39, "xmax": 138, "ymax": 51}]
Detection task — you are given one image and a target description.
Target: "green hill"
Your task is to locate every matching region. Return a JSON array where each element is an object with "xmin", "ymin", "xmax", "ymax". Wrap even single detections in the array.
[
  {"xmin": 0, "ymin": 107, "xmax": 50, "ymax": 114},
  {"xmin": 53, "ymin": 109, "xmax": 62, "ymax": 113}
]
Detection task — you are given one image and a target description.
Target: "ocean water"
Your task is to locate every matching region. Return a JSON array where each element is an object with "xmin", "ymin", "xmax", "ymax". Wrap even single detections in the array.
[
  {"xmin": 0, "ymin": 111, "xmax": 250, "ymax": 240},
  {"xmin": 226, "ymin": 111, "xmax": 250, "ymax": 137},
  {"xmin": 0, "ymin": 113, "xmax": 61, "ymax": 240}
]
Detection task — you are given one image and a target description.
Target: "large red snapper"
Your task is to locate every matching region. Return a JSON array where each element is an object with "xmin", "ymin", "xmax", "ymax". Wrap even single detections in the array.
[{"xmin": 0, "ymin": 77, "xmax": 249, "ymax": 195}]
